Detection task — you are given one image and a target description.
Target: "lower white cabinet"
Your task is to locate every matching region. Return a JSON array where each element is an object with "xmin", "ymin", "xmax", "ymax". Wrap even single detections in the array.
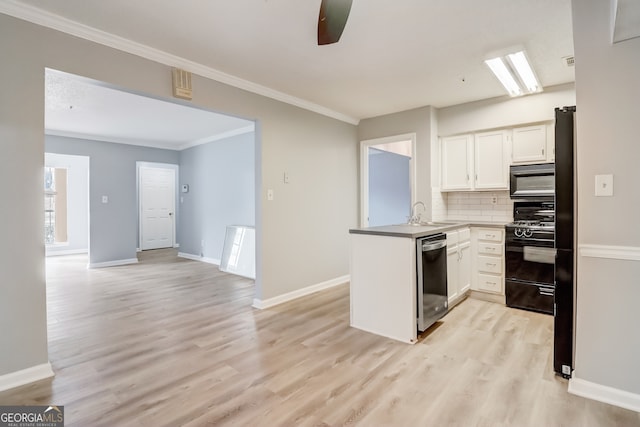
[
  {"xmin": 471, "ymin": 227, "xmax": 505, "ymax": 296},
  {"xmin": 446, "ymin": 228, "xmax": 471, "ymax": 306}
]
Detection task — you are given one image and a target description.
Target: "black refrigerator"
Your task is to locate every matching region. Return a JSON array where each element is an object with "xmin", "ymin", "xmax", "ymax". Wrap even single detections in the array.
[{"xmin": 554, "ymin": 106, "xmax": 576, "ymax": 378}]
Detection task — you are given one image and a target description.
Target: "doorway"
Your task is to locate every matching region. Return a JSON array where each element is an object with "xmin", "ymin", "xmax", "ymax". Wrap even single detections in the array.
[
  {"xmin": 138, "ymin": 163, "xmax": 177, "ymax": 251},
  {"xmin": 360, "ymin": 133, "xmax": 416, "ymax": 227}
]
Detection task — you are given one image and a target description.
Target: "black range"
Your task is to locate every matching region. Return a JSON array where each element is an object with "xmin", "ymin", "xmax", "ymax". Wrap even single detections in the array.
[{"xmin": 505, "ymin": 200, "xmax": 556, "ymax": 314}]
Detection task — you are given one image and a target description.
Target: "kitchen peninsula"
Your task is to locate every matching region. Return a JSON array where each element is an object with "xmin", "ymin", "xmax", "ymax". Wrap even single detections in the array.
[{"xmin": 349, "ymin": 222, "xmax": 505, "ymax": 343}]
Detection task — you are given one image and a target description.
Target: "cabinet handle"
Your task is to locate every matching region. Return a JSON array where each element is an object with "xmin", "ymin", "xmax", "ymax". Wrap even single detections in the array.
[
  {"xmin": 542, "ymin": 148, "xmax": 545, "ymax": 155},
  {"xmin": 486, "ymin": 263, "xmax": 497, "ymax": 267}
]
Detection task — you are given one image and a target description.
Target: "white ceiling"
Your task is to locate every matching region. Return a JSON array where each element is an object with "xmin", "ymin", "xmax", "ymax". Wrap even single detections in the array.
[
  {"xmin": 45, "ymin": 69, "xmax": 254, "ymax": 150},
  {"xmin": 5, "ymin": 0, "xmax": 577, "ymax": 135}
]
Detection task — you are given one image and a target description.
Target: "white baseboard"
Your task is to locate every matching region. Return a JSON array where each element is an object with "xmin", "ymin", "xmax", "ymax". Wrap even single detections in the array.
[
  {"xmin": 177, "ymin": 252, "xmax": 220, "ymax": 266},
  {"xmin": 0, "ymin": 363, "xmax": 54, "ymax": 393},
  {"xmin": 46, "ymin": 248, "xmax": 88, "ymax": 257},
  {"xmin": 569, "ymin": 374, "xmax": 640, "ymax": 412},
  {"xmin": 253, "ymin": 275, "xmax": 349, "ymax": 309},
  {"xmin": 87, "ymin": 258, "xmax": 139, "ymax": 269}
]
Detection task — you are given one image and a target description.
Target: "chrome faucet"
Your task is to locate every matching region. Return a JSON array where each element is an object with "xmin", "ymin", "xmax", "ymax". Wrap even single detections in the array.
[{"xmin": 408, "ymin": 201, "xmax": 426, "ymax": 224}]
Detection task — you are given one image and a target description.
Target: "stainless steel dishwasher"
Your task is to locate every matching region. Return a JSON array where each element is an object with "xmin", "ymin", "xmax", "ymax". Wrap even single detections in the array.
[{"xmin": 416, "ymin": 233, "xmax": 448, "ymax": 332}]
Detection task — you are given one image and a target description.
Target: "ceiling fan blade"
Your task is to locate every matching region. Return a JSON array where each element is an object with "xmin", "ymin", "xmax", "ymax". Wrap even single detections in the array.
[{"xmin": 317, "ymin": 0, "xmax": 353, "ymax": 45}]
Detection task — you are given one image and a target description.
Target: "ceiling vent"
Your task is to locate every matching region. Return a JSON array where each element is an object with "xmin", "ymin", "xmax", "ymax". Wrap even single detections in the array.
[
  {"xmin": 172, "ymin": 68, "xmax": 193, "ymax": 100},
  {"xmin": 563, "ymin": 56, "xmax": 575, "ymax": 67}
]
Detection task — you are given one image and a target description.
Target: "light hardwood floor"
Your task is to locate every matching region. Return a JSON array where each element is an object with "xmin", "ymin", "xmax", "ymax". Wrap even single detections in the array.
[{"xmin": 1, "ymin": 249, "xmax": 638, "ymax": 426}]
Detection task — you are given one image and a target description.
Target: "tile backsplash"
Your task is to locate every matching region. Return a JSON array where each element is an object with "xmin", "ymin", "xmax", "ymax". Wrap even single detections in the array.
[{"xmin": 432, "ymin": 189, "xmax": 513, "ymax": 223}]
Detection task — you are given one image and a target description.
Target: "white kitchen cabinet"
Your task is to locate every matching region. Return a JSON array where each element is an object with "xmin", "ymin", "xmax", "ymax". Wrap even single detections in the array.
[
  {"xmin": 441, "ymin": 134, "xmax": 473, "ymax": 190},
  {"xmin": 471, "ymin": 227, "xmax": 505, "ymax": 296},
  {"xmin": 441, "ymin": 131, "xmax": 508, "ymax": 191},
  {"xmin": 512, "ymin": 124, "xmax": 555, "ymax": 164},
  {"xmin": 446, "ymin": 228, "xmax": 471, "ymax": 306},
  {"xmin": 474, "ymin": 130, "xmax": 509, "ymax": 189}
]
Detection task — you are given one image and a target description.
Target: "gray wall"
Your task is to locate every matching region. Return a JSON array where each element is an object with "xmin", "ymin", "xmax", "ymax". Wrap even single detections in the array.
[
  {"xmin": 436, "ymin": 84, "xmax": 576, "ymax": 136},
  {"xmin": 368, "ymin": 148, "xmax": 411, "ymax": 226},
  {"xmin": 358, "ymin": 106, "xmax": 435, "ymax": 219},
  {"xmin": 0, "ymin": 14, "xmax": 357, "ymax": 377},
  {"xmin": 572, "ymin": 0, "xmax": 640, "ymax": 394},
  {"xmin": 46, "ymin": 135, "xmax": 179, "ymax": 265},
  {"xmin": 179, "ymin": 132, "xmax": 255, "ymax": 261},
  {"xmin": 44, "ymin": 153, "xmax": 90, "ymax": 255}
]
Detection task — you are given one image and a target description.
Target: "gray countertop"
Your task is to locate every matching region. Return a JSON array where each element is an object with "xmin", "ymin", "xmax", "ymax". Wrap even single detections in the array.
[{"xmin": 349, "ymin": 221, "xmax": 507, "ymax": 239}]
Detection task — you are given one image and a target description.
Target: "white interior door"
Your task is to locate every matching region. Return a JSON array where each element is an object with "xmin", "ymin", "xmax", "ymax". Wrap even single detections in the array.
[{"xmin": 140, "ymin": 167, "xmax": 175, "ymax": 250}]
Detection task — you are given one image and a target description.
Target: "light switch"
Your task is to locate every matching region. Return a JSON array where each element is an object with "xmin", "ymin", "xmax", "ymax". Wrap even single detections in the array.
[
  {"xmin": 267, "ymin": 189, "xmax": 274, "ymax": 201},
  {"xmin": 102, "ymin": 195, "xmax": 109, "ymax": 204},
  {"xmin": 284, "ymin": 172, "xmax": 290, "ymax": 184},
  {"xmin": 595, "ymin": 174, "xmax": 613, "ymax": 197}
]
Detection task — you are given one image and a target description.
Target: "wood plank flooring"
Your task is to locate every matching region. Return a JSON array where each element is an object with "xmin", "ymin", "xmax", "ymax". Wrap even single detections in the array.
[{"xmin": 0, "ymin": 249, "xmax": 638, "ymax": 426}]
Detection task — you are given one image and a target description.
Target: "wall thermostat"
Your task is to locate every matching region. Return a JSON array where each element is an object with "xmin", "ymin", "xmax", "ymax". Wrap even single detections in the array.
[{"xmin": 181, "ymin": 184, "xmax": 189, "ymax": 193}]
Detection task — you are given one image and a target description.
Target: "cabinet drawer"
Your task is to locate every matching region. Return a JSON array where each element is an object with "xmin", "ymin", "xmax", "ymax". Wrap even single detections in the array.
[
  {"xmin": 477, "ymin": 273, "xmax": 503, "ymax": 293},
  {"xmin": 478, "ymin": 242, "xmax": 503, "ymax": 255},
  {"xmin": 446, "ymin": 231, "xmax": 459, "ymax": 245},
  {"xmin": 478, "ymin": 255, "xmax": 502, "ymax": 274},
  {"xmin": 477, "ymin": 228, "xmax": 503, "ymax": 242}
]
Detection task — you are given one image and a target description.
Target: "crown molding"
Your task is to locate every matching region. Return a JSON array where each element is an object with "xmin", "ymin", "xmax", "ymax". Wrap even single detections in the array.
[
  {"xmin": 45, "ymin": 129, "xmax": 181, "ymax": 150},
  {"xmin": 178, "ymin": 124, "xmax": 255, "ymax": 151},
  {"xmin": 46, "ymin": 126, "xmax": 256, "ymax": 151},
  {"xmin": 0, "ymin": 0, "xmax": 360, "ymax": 125}
]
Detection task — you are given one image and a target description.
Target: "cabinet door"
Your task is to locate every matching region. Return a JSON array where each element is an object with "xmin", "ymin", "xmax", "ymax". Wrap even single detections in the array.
[
  {"xmin": 474, "ymin": 130, "xmax": 508, "ymax": 189},
  {"xmin": 512, "ymin": 125, "xmax": 547, "ymax": 164},
  {"xmin": 458, "ymin": 241, "xmax": 471, "ymax": 294},
  {"xmin": 441, "ymin": 135, "xmax": 472, "ymax": 191},
  {"xmin": 447, "ymin": 247, "xmax": 459, "ymax": 304}
]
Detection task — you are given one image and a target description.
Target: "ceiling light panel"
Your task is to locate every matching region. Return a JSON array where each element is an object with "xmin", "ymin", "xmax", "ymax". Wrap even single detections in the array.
[
  {"xmin": 485, "ymin": 50, "xmax": 542, "ymax": 97},
  {"xmin": 484, "ymin": 57, "xmax": 522, "ymax": 97},
  {"xmin": 507, "ymin": 51, "xmax": 541, "ymax": 93}
]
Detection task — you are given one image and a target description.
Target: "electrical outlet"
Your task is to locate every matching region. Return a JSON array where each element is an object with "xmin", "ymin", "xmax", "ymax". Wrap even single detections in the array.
[{"xmin": 491, "ymin": 195, "xmax": 498, "ymax": 205}]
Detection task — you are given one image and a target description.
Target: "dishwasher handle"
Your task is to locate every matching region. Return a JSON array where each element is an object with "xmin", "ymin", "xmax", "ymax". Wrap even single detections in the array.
[{"xmin": 422, "ymin": 240, "xmax": 446, "ymax": 251}]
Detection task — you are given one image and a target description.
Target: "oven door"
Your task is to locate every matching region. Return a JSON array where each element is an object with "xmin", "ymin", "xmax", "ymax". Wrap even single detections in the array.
[
  {"xmin": 505, "ymin": 237, "xmax": 556, "ymax": 285},
  {"xmin": 509, "ymin": 163, "xmax": 555, "ymax": 199}
]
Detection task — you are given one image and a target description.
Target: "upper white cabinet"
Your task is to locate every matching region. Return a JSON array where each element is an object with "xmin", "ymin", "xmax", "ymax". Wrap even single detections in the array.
[
  {"xmin": 441, "ymin": 134, "xmax": 473, "ymax": 190},
  {"xmin": 512, "ymin": 124, "xmax": 555, "ymax": 164},
  {"xmin": 441, "ymin": 131, "xmax": 508, "ymax": 191},
  {"xmin": 474, "ymin": 130, "xmax": 509, "ymax": 190}
]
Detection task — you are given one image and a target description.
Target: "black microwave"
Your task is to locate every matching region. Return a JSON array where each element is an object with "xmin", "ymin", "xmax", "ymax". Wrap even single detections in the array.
[{"xmin": 509, "ymin": 163, "xmax": 555, "ymax": 200}]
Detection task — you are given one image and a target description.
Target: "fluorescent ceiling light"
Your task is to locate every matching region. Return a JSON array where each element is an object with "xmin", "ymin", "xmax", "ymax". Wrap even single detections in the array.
[
  {"xmin": 484, "ymin": 57, "xmax": 522, "ymax": 97},
  {"xmin": 485, "ymin": 50, "xmax": 542, "ymax": 97},
  {"xmin": 508, "ymin": 51, "xmax": 541, "ymax": 93}
]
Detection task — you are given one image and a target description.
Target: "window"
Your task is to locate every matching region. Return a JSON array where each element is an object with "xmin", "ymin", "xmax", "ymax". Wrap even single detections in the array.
[{"xmin": 44, "ymin": 167, "xmax": 68, "ymax": 245}]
